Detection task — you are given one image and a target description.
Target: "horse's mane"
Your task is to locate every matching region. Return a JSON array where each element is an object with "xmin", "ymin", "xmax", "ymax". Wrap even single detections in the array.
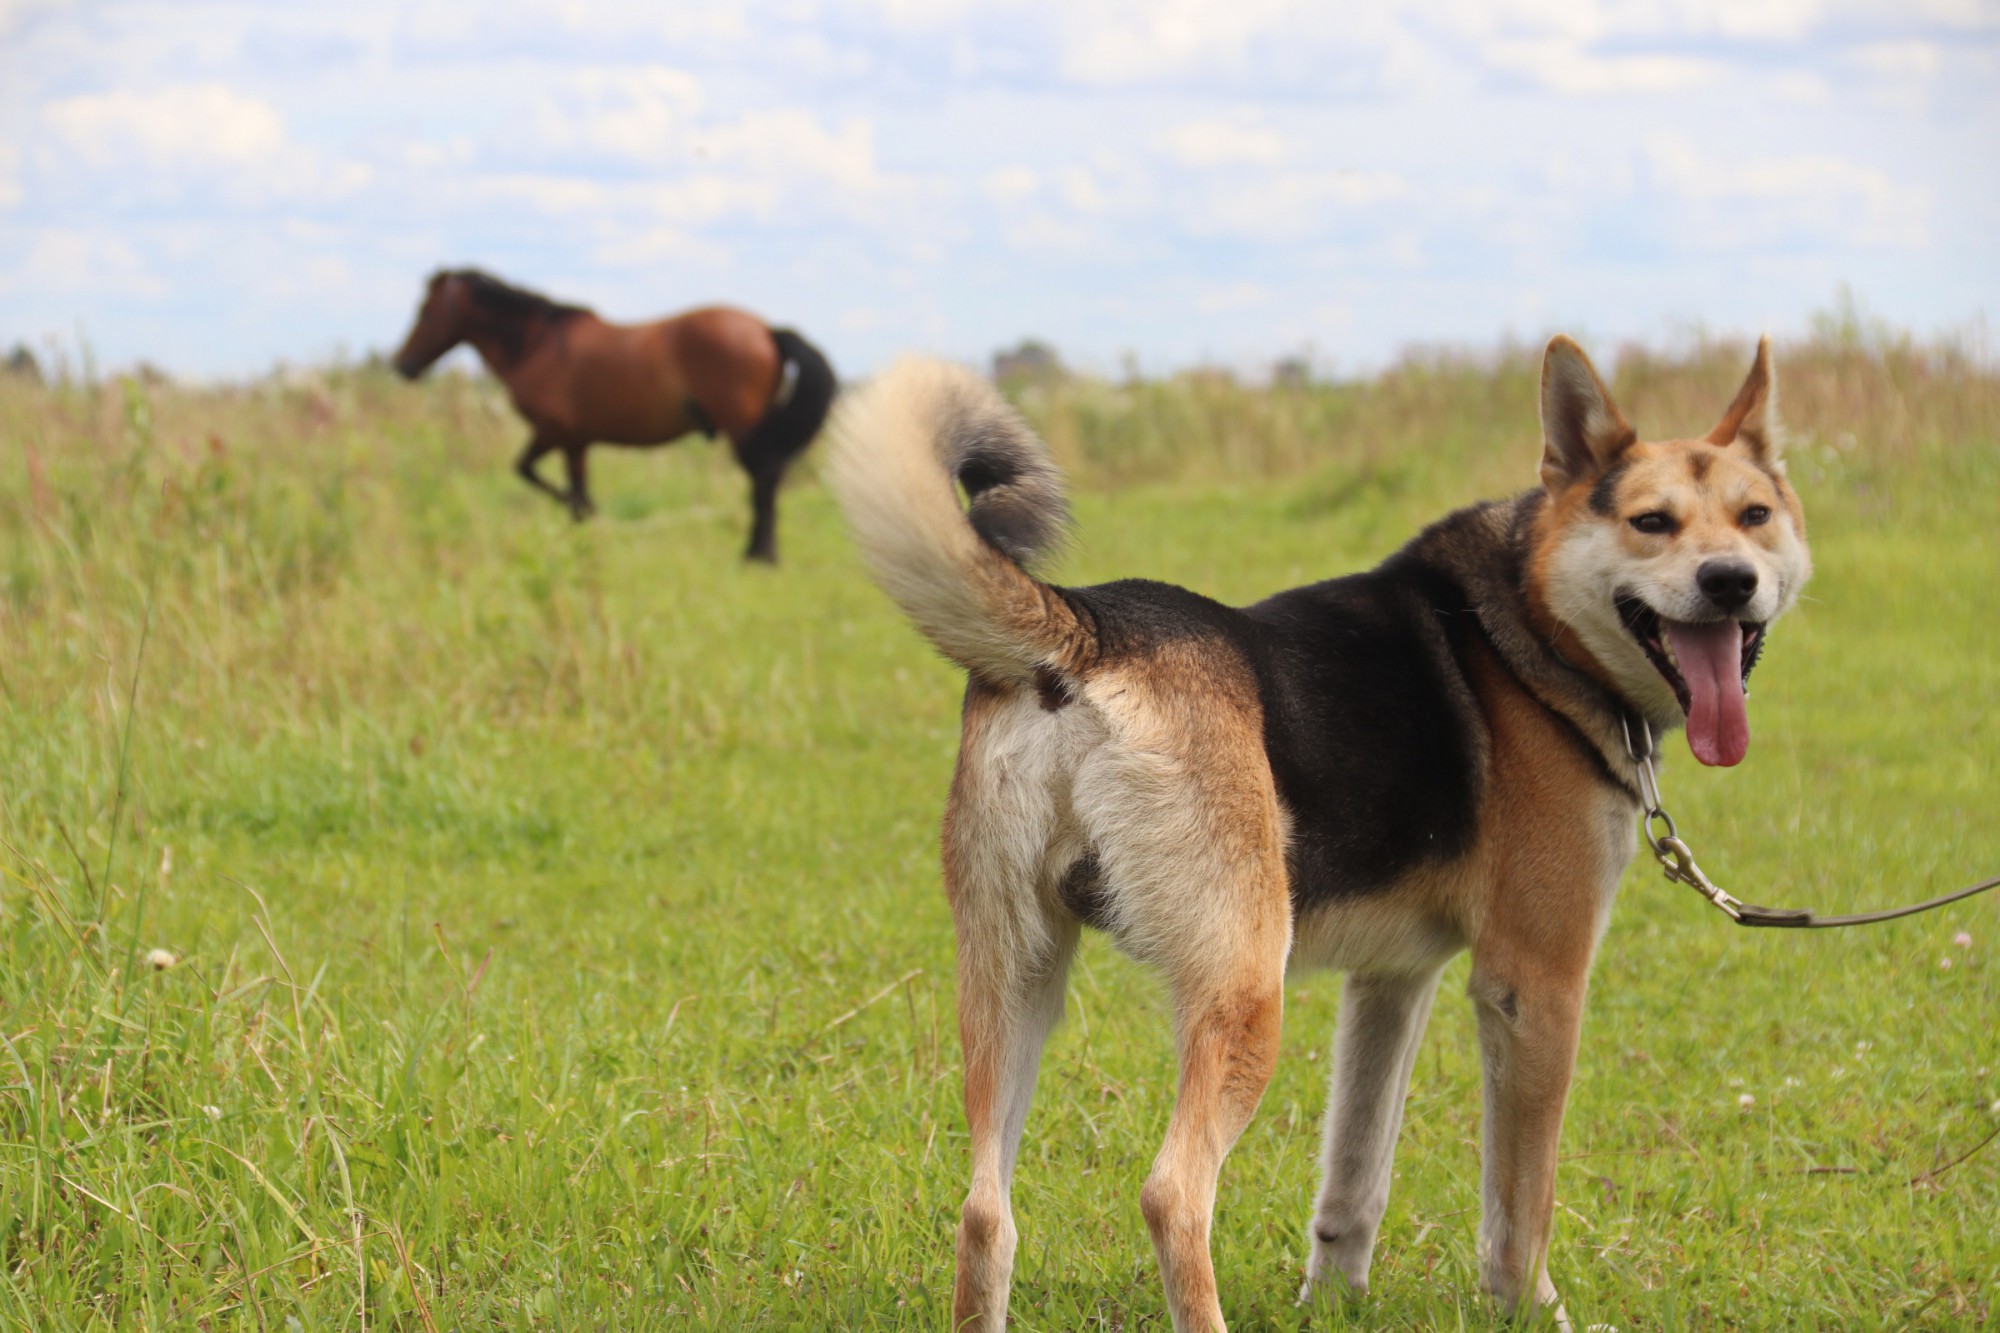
[
  {"xmin": 450, "ymin": 269, "xmax": 591, "ymax": 320},
  {"xmin": 446, "ymin": 269, "xmax": 590, "ymax": 357}
]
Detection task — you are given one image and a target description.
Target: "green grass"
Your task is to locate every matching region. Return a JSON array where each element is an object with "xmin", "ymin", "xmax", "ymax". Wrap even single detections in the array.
[{"xmin": 1, "ymin": 337, "xmax": 1996, "ymax": 1329}]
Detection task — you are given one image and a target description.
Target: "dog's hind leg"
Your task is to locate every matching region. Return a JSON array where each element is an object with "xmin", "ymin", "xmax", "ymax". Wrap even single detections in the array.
[
  {"xmin": 944, "ymin": 687, "xmax": 1082, "ymax": 1331},
  {"xmin": 1140, "ymin": 925, "xmax": 1288, "ymax": 1332},
  {"xmin": 1302, "ymin": 965, "xmax": 1445, "ymax": 1301},
  {"xmin": 950, "ymin": 914, "xmax": 1077, "ymax": 1332},
  {"xmin": 1076, "ymin": 671, "xmax": 1291, "ymax": 1331}
]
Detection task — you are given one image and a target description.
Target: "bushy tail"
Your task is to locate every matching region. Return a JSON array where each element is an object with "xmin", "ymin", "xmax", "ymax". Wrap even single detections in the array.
[{"xmin": 825, "ymin": 358, "xmax": 1088, "ymax": 682}]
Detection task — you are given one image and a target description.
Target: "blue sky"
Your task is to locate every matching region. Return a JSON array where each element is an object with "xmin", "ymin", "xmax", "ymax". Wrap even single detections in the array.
[{"xmin": 2, "ymin": 0, "xmax": 1996, "ymax": 380}]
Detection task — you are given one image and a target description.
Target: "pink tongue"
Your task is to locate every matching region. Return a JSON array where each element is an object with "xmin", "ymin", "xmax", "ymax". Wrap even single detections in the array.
[{"xmin": 1663, "ymin": 620, "xmax": 1748, "ymax": 767}]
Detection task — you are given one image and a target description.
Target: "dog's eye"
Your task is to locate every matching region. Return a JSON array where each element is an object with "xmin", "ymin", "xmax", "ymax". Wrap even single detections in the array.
[
  {"xmin": 1742, "ymin": 505, "xmax": 1772, "ymax": 527},
  {"xmin": 1628, "ymin": 511, "xmax": 1676, "ymax": 535}
]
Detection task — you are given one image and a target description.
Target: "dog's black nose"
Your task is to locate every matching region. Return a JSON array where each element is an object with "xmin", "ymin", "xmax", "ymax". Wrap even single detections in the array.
[{"xmin": 1697, "ymin": 558, "xmax": 1758, "ymax": 612}]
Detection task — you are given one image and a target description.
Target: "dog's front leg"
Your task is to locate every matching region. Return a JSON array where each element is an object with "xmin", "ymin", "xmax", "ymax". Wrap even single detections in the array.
[
  {"xmin": 1302, "ymin": 965, "xmax": 1446, "ymax": 1300},
  {"xmin": 1468, "ymin": 955, "xmax": 1586, "ymax": 1331}
]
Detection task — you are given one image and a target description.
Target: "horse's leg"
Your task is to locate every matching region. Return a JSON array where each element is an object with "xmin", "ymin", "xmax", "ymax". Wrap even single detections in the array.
[
  {"xmin": 561, "ymin": 445, "xmax": 595, "ymax": 521},
  {"xmin": 727, "ymin": 428, "xmax": 786, "ymax": 563},
  {"xmin": 515, "ymin": 434, "xmax": 568, "ymax": 508},
  {"xmin": 744, "ymin": 462, "xmax": 782, "ymax": 563}
]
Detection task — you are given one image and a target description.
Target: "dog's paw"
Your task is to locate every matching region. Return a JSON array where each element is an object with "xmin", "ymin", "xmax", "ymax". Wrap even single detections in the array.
[
  {"xmin": 1296, "ymin": 1264, "xmax": 1367, "ymax": 1307},
  {"xmin": 1301, "ymin": 1222, "xmax": 1377, "ymax": 1305}
]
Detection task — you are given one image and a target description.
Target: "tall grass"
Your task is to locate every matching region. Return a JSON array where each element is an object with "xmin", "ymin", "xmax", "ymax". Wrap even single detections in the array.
[
  {"xmin": 1, "ymin": 323, "xmax": 1995, "ymax": 1328},
  {"xmin": 1008, "ymin": 318, "xmax": 1998, "ymax": 499}
]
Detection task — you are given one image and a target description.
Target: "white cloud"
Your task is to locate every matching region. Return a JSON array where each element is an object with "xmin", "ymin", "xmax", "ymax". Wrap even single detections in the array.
[
  {"xmin": 1645, "ymin": 135, "xmax": 1930, "ymax": 247},
  {"xmin": 837, "ymin": 304, "xmax": 889, "ymax": 331},
  {"xmin": 1771, "ymin": 70, "xmax": 1833, "ymax": 104},
  {"xmin": 1053, "ymin": 161, "xmax": 1155, "ymax": 217},
  {"xmin": 1195, "ymin": 280, "xmax": 1273, "ymax": 313},
  {"xmin": 852, "ymin": 0, "xmax": 987, "ymax": 31},
  {"xmin": 401, "ymin": 137, "xmax": 477, "ymax": 173},
  {"xmin": 44, "ymin": 85, "xmax": 286, "ymax": 170},
  {"xmin": 1427, "ymin": 0, "xmax": 1825, "ymax": 46},
  {"xmin": 1639, "ymin": 0, "xmax": 1825, "ymax": 42},
  {"xmin": 529, "ymin": 69, "xmax": 890, "ymax": 201},
  {"xmin": 1000, "ymin": 211, "xmax": 1101, "ymax": 256},
  {"xmin": 1846, "ymin": 39, "xmax": 1943, "ymax": 81},
  {"xmin": 693, "ymin": 109, "xmax": 883, "ymax": 195},
  {"xmin": 1190, "ymin": 169, "xmax": 1409, "ymax": 241},
  {"xmin": 0, "ymin": 142, "xmax": 20, "ymax": 210},
  {"xmin": 533, "ymin": 68, "xmax": 706, "ymax": 164},
  {"xmin": 983, "ymin": 166, "xmax": 1039, "ymax": 208},
  {"xmin": 0, "ymin": 0, "xmax": 67, "ymax": 40},
  {"xmin": 262, "ymin": 254, "xmax": 355, "ymax": 301},
  {"xmin": 34, "ymin": 83, "xmax": 371, "ymax": 205},
  {"xmin": 525, "ymin": 80, "xmax": 913, "ymax": 225},
  {"xmin": 591, "ymin": 225, "xmax": 729, "ymax": 268},
  {"xmin": 0, "ymin": 227, "xmax": 167, "ymax": 297},
  {"xmin": 469, "ymin": 174, "xmax": 612, "ymax": 216},
  {"xmin": 1055, "ymin": 0, "xmax": 1308, "ymax": 84},
  {"xmin": 1161, "ymin": 118, "xmax": 1287, "ymax": 168},
  {"xmin": 1483, "ymin": 40, "xmax": 1720, "ymax": 94},
  {"xmin": 398, "ymin": 0, "xmax": 753, "ymax": 50},
  {"xmin": 665, "ymin": 174, "xmax": 786, "ymax": 224}
]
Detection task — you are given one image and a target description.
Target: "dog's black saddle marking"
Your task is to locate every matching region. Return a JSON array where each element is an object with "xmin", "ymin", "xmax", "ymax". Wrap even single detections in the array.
[{"xmin": 1060, "ymin": 550, "xmax": 1484, "ymax": 910}]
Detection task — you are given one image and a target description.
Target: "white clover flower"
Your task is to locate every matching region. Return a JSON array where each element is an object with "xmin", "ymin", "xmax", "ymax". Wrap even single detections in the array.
[
  {"xmin": 203, "ymin": 1105, "xmax": 222, "ymax": 1121},
  {"xmin": 145, "ymin": 948, "xmax": 178, "ymax": 971},
  {"xmin": 1737, "ymin": 1093, "xmax": 1755, "ymax": 1109},
  {"xmin": 1954, "ymin": 931, "xmax": 1973, "ymax": 950}
]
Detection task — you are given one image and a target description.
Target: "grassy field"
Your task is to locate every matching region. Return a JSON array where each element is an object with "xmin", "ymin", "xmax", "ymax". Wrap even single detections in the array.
[{"xmin": 1, "ymin": 325, "xmax": 1996, "ymax": 1329}]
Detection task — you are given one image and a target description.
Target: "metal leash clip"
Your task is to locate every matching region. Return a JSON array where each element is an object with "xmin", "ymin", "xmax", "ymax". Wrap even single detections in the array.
[
  {"xmin": 1621, "ymin": 714, "xmax": 1747, "ymax": 921},
  {"xmin": 1649, "ymin": 829, "xmax": 1745, "ymax": 921}
]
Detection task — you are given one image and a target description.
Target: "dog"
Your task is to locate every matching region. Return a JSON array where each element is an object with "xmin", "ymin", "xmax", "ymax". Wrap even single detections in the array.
[{"xmin": 825, "ymin": 336, "xmax": 1810, "ymax": 1331}]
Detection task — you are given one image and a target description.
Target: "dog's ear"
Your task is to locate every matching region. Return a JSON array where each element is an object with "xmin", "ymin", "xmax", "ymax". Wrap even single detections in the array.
[
  {"xmin": 1539, "ymin": 336, "xmax": 1636, "ymax": 494},
  {"xmin": 1706, "ymin": 336, "xmax": 1781, "ymax": 464}
]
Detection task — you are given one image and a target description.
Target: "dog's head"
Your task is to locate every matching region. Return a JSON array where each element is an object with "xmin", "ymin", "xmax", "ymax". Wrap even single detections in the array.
[{"xmin": 1530, "ymin": 336, "xmax": 1811, "ymax": 767}]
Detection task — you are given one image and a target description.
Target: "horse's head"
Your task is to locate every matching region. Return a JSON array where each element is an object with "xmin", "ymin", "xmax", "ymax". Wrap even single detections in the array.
[{"xmin": 393, "ymin": 271, "xmax": 471, "ymax": 379}]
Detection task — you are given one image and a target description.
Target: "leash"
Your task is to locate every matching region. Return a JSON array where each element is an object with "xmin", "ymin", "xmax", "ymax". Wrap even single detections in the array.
[{"xmin": 1620, "ymin": 715, "xmax": 2000, "ymax": 929}]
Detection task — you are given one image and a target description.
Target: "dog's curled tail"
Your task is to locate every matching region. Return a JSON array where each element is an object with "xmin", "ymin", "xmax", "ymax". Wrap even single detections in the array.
[{"xmin": 826, "ymin": 358, "xmax": 1087, "ymax": 682}]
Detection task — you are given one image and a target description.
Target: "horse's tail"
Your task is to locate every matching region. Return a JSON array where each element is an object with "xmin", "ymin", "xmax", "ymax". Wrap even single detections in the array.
[
  {"xmin": 737, "ymin": 328, "xmax": 837, "ymax": 475},
  {"xmin": 825, "ymin": 358, "xmax": 1089, "ymax": 682}
]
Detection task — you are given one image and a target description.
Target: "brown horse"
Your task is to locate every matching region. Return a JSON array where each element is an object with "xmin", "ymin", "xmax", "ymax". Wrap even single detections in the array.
[{"xmin": 391, "ymin": 269, "xmax": 836, "ymax": 562}]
